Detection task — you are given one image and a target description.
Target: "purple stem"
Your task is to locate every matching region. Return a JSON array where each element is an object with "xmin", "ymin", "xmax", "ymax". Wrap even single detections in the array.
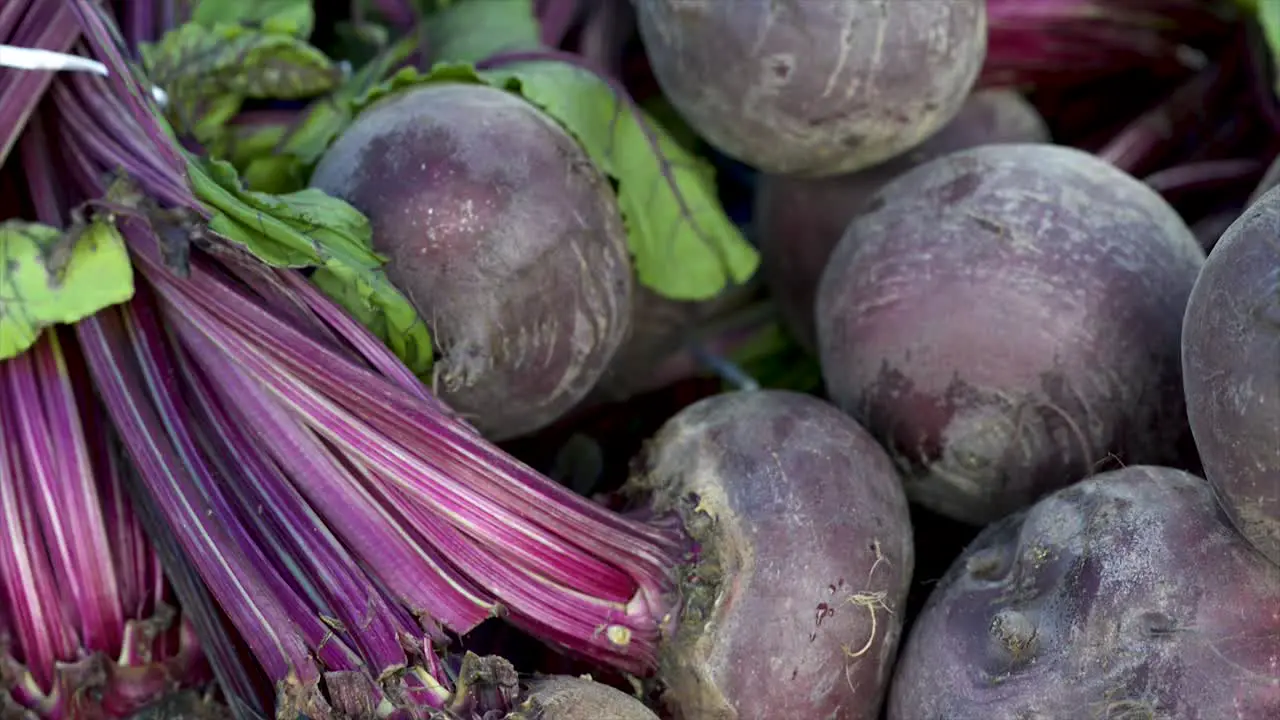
[
  {"xmin": 1095, "ymin": 61, "xmax": 1225, "ymax": 175},
  {"xmin": 65, "ymin": 0, "xmax": 189, "ymax": 186},
  {"xmin": 537, "ymin": 0, "xmax": 581, "ymax": 48},
  {"xmin": 1144, "ymin": 158, "xmax": 1264, "ymax": 201},
  {"xmin": 154, "ymin": 285, "xmax": 499, "ymax": 635},
  {"xmin": 0, "ymin": 357, "xmax": 80, "ymax": 691},
  {"xmin": 176, "ymin": 334, "xmax": 432, "ymax": 677},
  {"xmin": 0, "ymin": 0, "xmax": 79, "ymax": 168},
  {"xmin": 21, "ymin": 331, "xmax": 126, "ymax": 657},
  {"xmin": 75, "ymin": 303, "xmax": 317, "ymax": 688},
  {"xmin": 0, "ymin": 0, "xmax": 30, "ymax": 42},
  {"xmin": 369, "ymin": 0, "xmax": 419, "ymax": 29},
  {"xmin": 120, "ymin": 0, "xmax": 154, "ymax": 50},
  {"xmin": 576, "ymin": 0, "xmax": 633, "ymax": 79}
]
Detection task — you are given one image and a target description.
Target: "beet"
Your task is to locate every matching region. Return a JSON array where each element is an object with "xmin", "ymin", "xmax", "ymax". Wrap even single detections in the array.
[
  {"xmin": 310, "ymin": 82, "xmax": 633, "ymax": 440},
  {"xmin": 627, "ymin": 389, "xmax": 913, "ymax": 719},
  {"xmin": 816, "ymin": 143, "xmax": 1205, "ymax": 524},
  {"xmin": 754, "ymin": 89, "xmax": 1050, "ymax": 351},
  {"xmin": 511, "ymin": 676, "xmax": 658, "ymax": 719},
  {"xmin": 632, "ymin": 0, "xmax": 987, "ymax": 176},
  {"xmin": 1182, "ymin": 185, "xmax": 1280, "ymax": 564},
  {"xmin": 889, "ymin": 465, "xmax": 1280, "ymax": 719}
]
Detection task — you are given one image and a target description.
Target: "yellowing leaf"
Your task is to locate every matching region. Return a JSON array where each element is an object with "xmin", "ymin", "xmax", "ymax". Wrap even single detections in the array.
[
  {"xmin": 0, "ymin": 220, "xmax": 134, "ymax": 360},
  {"xmin": 142, "ymin": 22, "xmax": 341, "ymax": 143}
]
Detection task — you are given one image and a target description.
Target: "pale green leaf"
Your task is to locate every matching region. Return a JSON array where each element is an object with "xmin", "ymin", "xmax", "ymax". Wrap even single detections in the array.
[
  {"xmin": 424, "ymin": 0, "xmax": 541, "ymax": 65},
  {"xmin": 191, "ymin": 0, "xmax": 315, "ymax": 37},
  {"xmin": 478, "ymin": 60, "xmax": 759, "ymax": 300},
  {"xmin": 0, "ymin": 220, "xmax": 134, "ymax": 360}
]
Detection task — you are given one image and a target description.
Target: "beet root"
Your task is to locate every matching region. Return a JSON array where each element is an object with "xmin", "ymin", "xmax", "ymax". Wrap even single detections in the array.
[
  {"xmin": 633, "ymin": 0, "xmax": 987, "ymax": 177},
  {"xmin": 627, "ymin": 390, "xmax": 913, "ymax": 720},
  {"xmin": 309, "ymin": 83, "xmax": 634, "ymax": 440},
  {"xmin": 888, "ymin": 465, "xmax": 1280, "ymax": 719},
  {"xmin": 1182, "ymin": 185, "xmax": 1280, "ymax": 564},
  {"xmin": 754, "ymin": 89, "xmax": 1050, "ymax": 351},
  {"xmin": 816, "ymin": 143, "xmax": 1205, "ymax": 525},
  {"xmin": 509, "ymin": 676, "xmax": 658, "ymax": 719}
]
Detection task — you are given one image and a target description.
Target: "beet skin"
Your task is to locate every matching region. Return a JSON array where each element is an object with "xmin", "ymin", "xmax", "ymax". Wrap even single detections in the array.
[
  {"xmin": 633, "ymin": 0, "xmax": 987, "ymax": 177},
  {"xmin": 310, "ymin": 83, "xmax": 634, "ymax": 441},
  {"xmin": 754, "ymin": 89, "xmax": 1050, "ymax": 351},
  {"xmin": 1182, "ymin": 185, "xmax": 1280, "ymax": 564},
  {"xmin": 889, "ymin": 465, "xmax": 1280, "ymax": 718},
  {"xmin": 816, "ymin": 143, "xmax": 1205, "ymax": 525},
  {"xmin": 627, "ymin": 390, "xmax": 914, "ymax": 719}
]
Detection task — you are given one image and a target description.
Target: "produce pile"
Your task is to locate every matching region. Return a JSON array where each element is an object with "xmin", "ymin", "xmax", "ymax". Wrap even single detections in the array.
[{"xmin": 1, "ymin": 0, "xmax": 1279, "ymax": 718}]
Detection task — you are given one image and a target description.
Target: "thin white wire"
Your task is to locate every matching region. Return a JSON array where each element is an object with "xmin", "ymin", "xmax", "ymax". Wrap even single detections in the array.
[
  {"xmin": 0, "ymin": 43, "xmax": 107, "ymax": 74},
  {"xmin": 0, "ymin": 43, "xmax": 169, "ymax": 106}
]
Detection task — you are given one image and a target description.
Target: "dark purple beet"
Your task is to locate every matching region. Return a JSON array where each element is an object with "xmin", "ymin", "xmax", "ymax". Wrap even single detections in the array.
[
  {"xmin": 816, "ymin": 143, "xmax": 1205, "ymax": 525},
  {"xmin": 754, "ymin": 89, "xmax": 1050, "ymax": 351},
  {"xmin": 889, "ymin": 465, "xmax": 1280, "ymax": 719},
  {"xmin": 310, "ymin": 83, "xmax": 633, "ymax": 441},
  {"xmin": 1182, "ymin": 184, "xmax": 1280, "ymax": 565},
  {"xmin": 632, "ymin": 0, "xmax": 987, "ymax": 176},
  {"xmin": 627, "ymin": 389, "xmax": 913, "ymax": 719}
]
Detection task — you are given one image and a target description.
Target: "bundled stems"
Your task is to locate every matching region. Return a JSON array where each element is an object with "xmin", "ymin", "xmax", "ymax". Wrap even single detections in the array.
[
  {"xmin": 0, "ymin": 327, "xmax": 210, "ymax": 718},
  {"xmin": 980, "ymin": 0, "xmax": 1233, "ymax": 89},
  {"xmin": 1096, "ymin": 59, "xmax": 1232, "ymax": 176},
  {"xmin": 5, "ymin": 1, "xmax": 699, "ymax": 716},
  {"xmin": 0, "ymin": 0, "xmax": 79, "ymax": 166},
  {"xmin": 0, "ymin": 23, "xmax": 211, "ymax": 707}
]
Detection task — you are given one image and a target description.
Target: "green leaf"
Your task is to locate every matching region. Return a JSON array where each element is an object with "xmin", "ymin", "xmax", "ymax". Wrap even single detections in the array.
[
  {"xmin": 728, "ymin": 321, "xmax": 823, "ymax": 394},
  {"xmin": 353, "ymin": 61, "xmax": 759, "ymax": 301},
  {"xmin": 351, "ymin": 63, "xmax": 485, "ymax": 110},
  {"xmin": 640, "ymin": 95, "xmax": 701, "ymax": 158},
  {"xmin": 480, "ymin": 60, "xmax": 759, "ymax": 301},
  {"xmin": 191, "ymin": 0, "xmax": 315, "ymax": 38},
  {"xmin": 206, "ymin": 33, "xmax": 419, "ymax": 194},
  {"xmin": 1257, "ymin": 0, "xmax": 1280, "ymax": 98},
  {"xmin": 279, "ymin": 33, "xmax": 421, "ymax": 167},
  {"xmin": 205, "ymin": 116, "xmax": 310, "ymax": 193},
  {"xmin": 309, "ymin": 263, "xmax": 432, "ymax": 378},
  {"xmin": 424, "ymin": 0, "xmax": 541, "ymax": 65},
  {"xmin": 191, "ymin": 94, "xmax": 247, "ymax": 146},
  {"xmin": 243, "ymin": 154, "xmax": 311, "ymax": 194},
  {"xmin": 0, "ymin": 220, "xmax": 135, "ymax": 361},
  {"xmin": 207, "ymin": 118, "xmax": 289, "ymax": 169},
  {"xmin": 142, "ymin": 22, "xmax": 341, "ymax": 143},
  {"xmin": 187, "ymin": 156, "xmax": 435, "ymax": 376},
  {"xmin": 189, "ymin": 156, "xmax": 322, "ymax": 267}
]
